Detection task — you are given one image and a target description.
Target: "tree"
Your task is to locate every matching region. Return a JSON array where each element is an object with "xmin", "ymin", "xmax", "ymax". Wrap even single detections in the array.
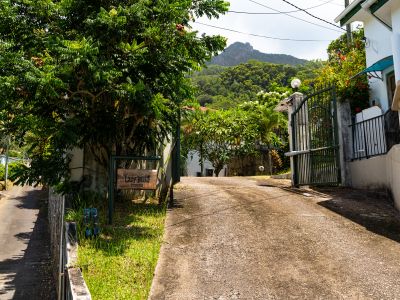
[
  {"xmin": 240, "ymin": 90, "xmax": 288, "ymax": 148},
  {"xmin": 0, "ymin": 0, "xmax": 228, "ymax": 187},
  {"xmin": 181, "ymin": 90, "xmax": 288, "ymax": 176}
]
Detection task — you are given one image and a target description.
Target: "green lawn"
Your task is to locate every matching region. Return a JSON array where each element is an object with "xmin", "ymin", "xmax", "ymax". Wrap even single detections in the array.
[{"xmin": 74, "ymin": 201, "xmax": 166, "ymax": 300}]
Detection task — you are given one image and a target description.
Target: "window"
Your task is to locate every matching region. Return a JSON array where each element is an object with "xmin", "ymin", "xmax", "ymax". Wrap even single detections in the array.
[{"xmin": 387, "ymin": 71, "xmax": 396, "ymax": 107}]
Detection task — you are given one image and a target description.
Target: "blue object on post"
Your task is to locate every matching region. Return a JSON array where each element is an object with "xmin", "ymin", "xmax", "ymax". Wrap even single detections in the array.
[
  {"xmin": 91, "ymin": 208, "xmax": 100, "ymax": 237},
  {"xmin": 83, "ymin": 208, "xmax": 92, "ymax": 238},
  {"xmin": 83, "ymin": 208, "xmax": 100, "ymax": 238}
]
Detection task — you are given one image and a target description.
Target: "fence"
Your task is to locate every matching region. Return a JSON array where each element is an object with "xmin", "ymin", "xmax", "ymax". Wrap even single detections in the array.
[
  {"xmin": 350, "ymin": 110, "xmax": 400, "ymax": 159},
  {"xmin": 49, "ymin": 189, "xmax": 91, "ymax": 300}
]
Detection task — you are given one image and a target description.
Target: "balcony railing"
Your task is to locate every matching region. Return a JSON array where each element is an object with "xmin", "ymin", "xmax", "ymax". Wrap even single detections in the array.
[{"xmin": 350, "ymin": 110, "xmax": 400, "ymax": 160}]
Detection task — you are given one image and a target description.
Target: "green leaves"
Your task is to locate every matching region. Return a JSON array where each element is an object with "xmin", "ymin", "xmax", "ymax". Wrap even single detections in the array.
[
  {"xmin": 0, "ymin": 0, "xmax": 227, "ymax": 187},
  {"xmin": 315, "ymin": 29, "xmax": 369, "ymax": 113}
]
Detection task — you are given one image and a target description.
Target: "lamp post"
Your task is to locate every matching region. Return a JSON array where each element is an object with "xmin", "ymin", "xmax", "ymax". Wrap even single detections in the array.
[{"xmin": 291, "ymin": 78, "xmax": 301, "ymax": 91}]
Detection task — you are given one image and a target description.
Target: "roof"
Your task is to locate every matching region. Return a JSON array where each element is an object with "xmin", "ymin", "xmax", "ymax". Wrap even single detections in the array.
[
  {"xmin": 351, "ymin": 55, "xmax": 393, "ymax": 80},
  {"xmin": 181, "ymin": 106, "xmax": 209, "ymax": 112},
  {"xmin": 334, "ymin": 0, "xmax": 390, "ymax": 26}
]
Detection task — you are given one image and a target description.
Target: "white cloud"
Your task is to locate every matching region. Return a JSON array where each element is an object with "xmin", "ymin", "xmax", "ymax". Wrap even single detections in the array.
[{"xmin": 191, "ymin": 0, "xmax": 349, "ymax": 60}]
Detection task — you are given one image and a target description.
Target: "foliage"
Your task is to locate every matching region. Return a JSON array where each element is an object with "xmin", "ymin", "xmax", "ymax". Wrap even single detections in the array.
[
  {"xmin": 315, "ymin": 29, "xmax": 369, "ymax": 113},
  {"xmin": 181, "ymin": 90, "xmax": 288, "ymax": 176},
  {"xmin": 239, "ymin": 90, "xmax": 288, "ymax": 148},
  {"xmin": 1, "ymin": 161, "xmax": 26, "ymax": 181},
  {"xmin": 191, "ymin": 60, "xmax": 322, "ymax": 109},
  {"xmin": 182, "ymin": 107, "xmax": 257, "ymax": 176},
  {"xmin": 0, "ymin": 0, "xmax": 228, "ymax": 188}
]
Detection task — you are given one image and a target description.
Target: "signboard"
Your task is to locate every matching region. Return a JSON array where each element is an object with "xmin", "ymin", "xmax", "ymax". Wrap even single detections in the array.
[{"xmin": 116, "ymin": 169, "xmax": 158, "ymax": 190}]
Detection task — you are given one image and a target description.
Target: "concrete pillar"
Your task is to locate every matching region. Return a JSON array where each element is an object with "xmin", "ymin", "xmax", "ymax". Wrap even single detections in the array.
[{"xmin": 337, "ymin": 100, "xmax": 353, "ymax": 186}]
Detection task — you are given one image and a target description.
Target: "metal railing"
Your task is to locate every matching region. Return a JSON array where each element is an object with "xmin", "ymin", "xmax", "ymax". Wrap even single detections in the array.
[{"xmin": 350, "ymin": 110, "xmax": 400, "ymax": 160}]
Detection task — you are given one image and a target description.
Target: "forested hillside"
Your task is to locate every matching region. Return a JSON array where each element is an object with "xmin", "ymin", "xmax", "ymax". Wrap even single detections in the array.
[
  {"xmin": 210, "ymin": 42, "xmax": 307, "ymax": 66},
  {"xmin": 191, "ymin": 60, "xmax": 323, "ymax": 109}
]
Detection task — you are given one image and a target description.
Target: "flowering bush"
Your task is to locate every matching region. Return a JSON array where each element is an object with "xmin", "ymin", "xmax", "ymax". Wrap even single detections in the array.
[{"xmin": 315, "ymin": 29, "xmax": 369, "ymax": 114}]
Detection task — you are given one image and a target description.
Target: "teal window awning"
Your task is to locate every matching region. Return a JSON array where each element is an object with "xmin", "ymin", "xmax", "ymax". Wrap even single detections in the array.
[{"xmin": 352, "ymin": 56, "xmax": 394, "ymax": 80}]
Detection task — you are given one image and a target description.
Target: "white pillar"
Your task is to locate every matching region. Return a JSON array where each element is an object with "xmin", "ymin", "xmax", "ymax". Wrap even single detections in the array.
[{"xmin": 287, "ymin": 92, "xmax": 304, "ymax": 186}]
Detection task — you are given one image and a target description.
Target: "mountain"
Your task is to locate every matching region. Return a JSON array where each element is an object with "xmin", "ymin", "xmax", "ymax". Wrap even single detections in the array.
[{"xmin": 209, "ymin": 42, "xmax": 307, "ymax": 66}]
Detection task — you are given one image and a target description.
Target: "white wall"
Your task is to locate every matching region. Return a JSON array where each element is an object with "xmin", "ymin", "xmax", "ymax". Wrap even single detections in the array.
[
  {"xmin": 364, "ymin": 15, "xmax": 393, "ymax": 111},
  {"xmin": 186, "ymin": 151, "xmax": 226, "ymax": 177},
  {"xmin": 350, "ymin": 145, "xmax": 400, "ymax": 210},
  {"xmin": 364, "ymin": 15, "xmax": 392, "ymax": 66},
  {"xmin": 391, "ymin": 2, "xmax": 400, "ymax": 81}
]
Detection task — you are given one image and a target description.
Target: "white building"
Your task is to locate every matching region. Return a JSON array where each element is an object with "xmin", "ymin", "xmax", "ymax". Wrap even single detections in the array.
[
  {"xmin": 335, "ymin": 0, "xmax": 400, "ymax": 210},
  {"xmin": 185, "ymin": 151, "xmax": 227, "ymax": 177}
]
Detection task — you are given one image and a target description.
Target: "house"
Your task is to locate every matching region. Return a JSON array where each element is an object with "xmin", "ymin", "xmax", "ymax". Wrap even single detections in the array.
[
  {"xmin": 185, "ymin": 151, "xmax": 227, "ymax": 177},
  {"xmin": 335, "ymin": 0, "xmax": 400, "ymax": 209}
]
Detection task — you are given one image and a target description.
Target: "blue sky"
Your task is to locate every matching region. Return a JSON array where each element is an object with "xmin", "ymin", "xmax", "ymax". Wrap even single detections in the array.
[{"xmin": 191, "ymin": 0, "xmax": 351, "ymax": 60}]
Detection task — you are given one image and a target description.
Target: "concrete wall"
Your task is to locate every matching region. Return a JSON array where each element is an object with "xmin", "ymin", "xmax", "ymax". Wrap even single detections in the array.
[{"xmin": 349, "ymin": 144, "xmax": 400, "ymax": 210}]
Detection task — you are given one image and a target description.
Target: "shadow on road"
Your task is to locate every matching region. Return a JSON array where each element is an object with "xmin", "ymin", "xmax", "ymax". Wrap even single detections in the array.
[
  {"xmin": 0, "ymin": 188, "xmax": 56, "ymax": 300},
  {"xmin": 314, "ymin": 187, "xmax": 400, "ymax": 243},
  {"xmin": 257, "ymin": 178, "xmax": 400, "ymax": 243}
]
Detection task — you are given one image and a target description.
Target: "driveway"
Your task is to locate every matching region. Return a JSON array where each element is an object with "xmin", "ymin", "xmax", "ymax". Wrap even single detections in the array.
[
  {"xmin": 0, "ymin": 186, "xmax": 55, "ymax": 300},
  {"xmin": 150, "ymin": 177, "xmax": 400, "ymax": 299}
]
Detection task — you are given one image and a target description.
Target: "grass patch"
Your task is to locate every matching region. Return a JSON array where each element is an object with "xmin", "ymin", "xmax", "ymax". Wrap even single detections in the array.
[{"xmin": 68, "ymin": 200, "xmax": 166, "ymax": 300}]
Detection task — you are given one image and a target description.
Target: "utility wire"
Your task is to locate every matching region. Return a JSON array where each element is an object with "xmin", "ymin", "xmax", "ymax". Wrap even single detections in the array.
[
  {"xmin": 278, "ymin": 0, "xmax": 345, "ymax": 30},
  {"xmin": 195, "ymin": 22, "xmax": 332, "ymax": 42},
  {"xmin": 314, "ymin": 0, "xmax": 344, "ymax": 6},
  {"xmin": 249, "ymin": 0, "xmax": 344, "ymax": 33},
  {"xmin": 228, "ymin": 0, "xmax": 338, "ymax": 15}
]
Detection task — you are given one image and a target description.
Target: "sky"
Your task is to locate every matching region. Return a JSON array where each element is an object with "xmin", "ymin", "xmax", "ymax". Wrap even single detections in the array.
[{"xmin": 190, "ymin": 0, "xmax": 352, "ymax": 60}]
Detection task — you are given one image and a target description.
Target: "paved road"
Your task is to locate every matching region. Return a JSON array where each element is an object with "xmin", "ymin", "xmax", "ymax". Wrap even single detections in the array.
[
  {"xmin": 0, "ymin": 186, "xmax": 55, "ymax": 300},
  {"xmin": 150, "ymin": 177, "xmax": 400, "ymax": 299}
]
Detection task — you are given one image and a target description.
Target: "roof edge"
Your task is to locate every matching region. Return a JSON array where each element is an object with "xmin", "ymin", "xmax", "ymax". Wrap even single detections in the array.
[
  {"xmin": 370, "ymin": 0, "xmax": 389, "ymax": 14},
  {"xmin": 334, "ymin": 0, "xmax": 364, "ymax": 25}
]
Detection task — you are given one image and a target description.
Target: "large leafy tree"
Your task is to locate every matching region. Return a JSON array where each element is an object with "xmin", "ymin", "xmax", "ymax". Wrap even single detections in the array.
[
  {"xmin": 0, "ymin": 0, "xmax": 228, "ymax": 186},
  {"xmin": 181, "ymin": 90, "xmax": 288, "ymax": 176},
  {"xmin": 182, "ymin": 107, "xmax": 259, "ymax": 176}
]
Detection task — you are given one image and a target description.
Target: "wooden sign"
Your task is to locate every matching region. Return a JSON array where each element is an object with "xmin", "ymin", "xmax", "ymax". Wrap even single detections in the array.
[{"xmin": 116, "ymin": 169, "xmax": 158, "ymax": 190}]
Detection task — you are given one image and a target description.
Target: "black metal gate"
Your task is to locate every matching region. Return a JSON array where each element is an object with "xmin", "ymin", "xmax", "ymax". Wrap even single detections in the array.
[{"xmin": 290, "ymin": 85, "xmax": 341, "ymax": 186}]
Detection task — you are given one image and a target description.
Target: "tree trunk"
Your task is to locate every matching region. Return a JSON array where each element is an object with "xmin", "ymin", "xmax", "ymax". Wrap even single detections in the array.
[
  {"xmin": 200, "ymin": 143, "xmax": 204, "ymax": 176},
  {"xmin": 214, "ymin": 163, "xmax": 223, "ymax": 177}
]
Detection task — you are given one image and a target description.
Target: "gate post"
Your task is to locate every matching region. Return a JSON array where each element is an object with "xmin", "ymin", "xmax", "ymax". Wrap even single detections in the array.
[
  {"xmin": 276, "ymin": 92, "xmax": 304, "ymax": 187},
  {"xmin": 290, "ymin": 92, "xmax": 304, "ymax": 186}
]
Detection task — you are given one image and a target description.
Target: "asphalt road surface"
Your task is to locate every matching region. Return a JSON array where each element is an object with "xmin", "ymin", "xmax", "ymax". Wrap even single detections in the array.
[
  {"xmin": 0, "ymin": 186, "xmax": 55, "ymax": 300},
  {"xmin": 150, "ymin": 177, "xmax": 400, "ymax": 299}
]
